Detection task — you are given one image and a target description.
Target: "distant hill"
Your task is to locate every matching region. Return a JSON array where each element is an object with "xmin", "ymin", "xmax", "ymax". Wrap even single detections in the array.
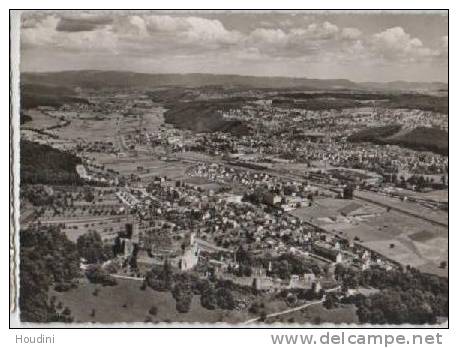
[
  {"xmin": 381, "ymin": 94, "xmax": 448, "ymax": 114},
  {"xmin": 348, "ymin": 125, "xmax": 448, "ymax": 156},
  {"xmin": 273, "ymin": 92, "xmax": 448, "ymax": 114},
  {"xmin": 21, "ymin": 83, "xmax": 88, "ymax": 110},
  {"xmin": 21, "ymin": 70, "xmax": 448, "ymax": 92},
  {"xmin": 360, "ymin": 81, "xmax": 448, "ymax": 92},
  {"xmin": 21, "ymin": 70, "xmax": 360, "ymax": 90}
]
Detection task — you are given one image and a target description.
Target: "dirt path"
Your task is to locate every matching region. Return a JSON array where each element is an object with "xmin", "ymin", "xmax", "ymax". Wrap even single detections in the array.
[
  {"xmin": 243, "ymin": 287, "xmax": 340, "ymax": 324},
  {"xmin": 243, "ymin": 299, "xmax": 324, "ymax": 324}
]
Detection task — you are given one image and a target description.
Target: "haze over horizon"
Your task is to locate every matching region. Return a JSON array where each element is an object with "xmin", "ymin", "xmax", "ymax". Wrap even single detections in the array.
[
  {"xmin": 20, "ymin": 10, "xmax": 448, "ymax": 83},
  {"xmin": 21, "ymin": 69, "xmax": 449, "ymax": 86}
]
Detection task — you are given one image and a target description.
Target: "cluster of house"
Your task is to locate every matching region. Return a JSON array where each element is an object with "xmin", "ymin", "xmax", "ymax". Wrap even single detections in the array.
[
  {"xmin": 103, "ymin": 166, "xmax": 398, "ymax": 289},
  {"xmin": 188, "ymin": 163, "xmax": 318, "ymax": 210},
  {"xmin": 209, "ymin": 102, "xmax": 448, "ymax": 188}
]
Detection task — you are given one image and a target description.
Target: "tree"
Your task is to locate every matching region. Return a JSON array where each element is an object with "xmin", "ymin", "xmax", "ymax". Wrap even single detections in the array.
[
  {"xmin": 77, "ymin": 231, "xmax": 107, "ymax": 264},
  {"xmin": 162, "ymin": 260, "xmax": 172, "ymax": 290},
  {"xmin": 176, "ymin": 296, "xmax": 192, "ymax": 313},
  {"xmin": 216, "ymin": 288, "xmax": 235, "ymax": 310},
  {"xmin": 200, "ymin": 285, "xmax": 217, "ymax": 310},
  {"xmin": 275, "ymin": 260, "xmax": 291, "ymax": 280},
  {"xmin": 236, "ymin": 245, "xmax": 252, "ymax": 265},
  {"xmin": 439, "ymin": 261, "xmax": 447, "ymax": 269},
  {"xmin": 83, "ymin": 187, "xmax": 95, "ymax": 202},
  {"xmin": 172, "ymin": 276, "xmax": 193, "ymax": 313},
  {"xmin": 249, "ymin": 302, "xmax": 261, "ymax": 314},
  {"xmin": 146, "ymin": 260, "xmax": 173, "ymax": 292},
  {"xmin": 286, "ymin": 293, "xmax": 298, "ymax": 307},
  {"xmin": 112, "ymin": 236, "xmax": 123, "ymax": 256},
  {"xmin": 343, "ymin": 185, "xmax": 354, "ymax": 199},
  {"xmin": 324, "ymin": 293, "xmax": 338, "ymax": 310},
  {"xmin": 148, "ymin": 305, "xmax": 158, "ymax": 316},
  {"xmin": 85, "ymin": 265, "xmax": 117, "ymax": 286}
]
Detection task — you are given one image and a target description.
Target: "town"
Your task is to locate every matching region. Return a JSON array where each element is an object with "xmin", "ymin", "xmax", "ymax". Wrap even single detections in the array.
[{"xmin": 19, "ymin": 72, "xmax": 448, "ymax": 325}]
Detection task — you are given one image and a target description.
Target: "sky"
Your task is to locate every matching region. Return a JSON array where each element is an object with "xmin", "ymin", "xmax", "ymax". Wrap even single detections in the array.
[{"xmin": 19, "ymin": 10, "xmax": 448, "ymax": 82}]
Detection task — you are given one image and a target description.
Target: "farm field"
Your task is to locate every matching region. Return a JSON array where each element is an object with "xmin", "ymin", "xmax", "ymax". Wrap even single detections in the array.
[
  {"xmin": 60, "ymin": 217, "xmax": 130, "ymax": 243},
  {"xmin": 33, "ymin": 215, "xmax": 131, "ymax": 243},
  {"xmin": 355, "ymin": 189, "xmax": 448, "ymax": 226},
  {"xmin": 57, "ymin": 115, "xmax": 119, "ymax": 143},
  {"xmin": 291, "ymin": 197, "xmax": 448, "ymax": 277}
]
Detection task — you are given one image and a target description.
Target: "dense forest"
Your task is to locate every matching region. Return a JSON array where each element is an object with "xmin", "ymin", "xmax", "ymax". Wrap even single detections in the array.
[
  {"xmin": 277, "ymin": 92, "xmax": 391, "ymax": 100},
  {"xmin": 348, "ymin": 125, "xmax": 448, "ymax": 156},
  {"xmin": 382, "ymin": 94, "xmax": 448, "ymax": 114},
  {"xmin": 272, "ymin": 98, "xmax": 359, "ymax": 110},
  {"xmin": 347, "ymin": 124, "xmax": 402, "ymax": 143},
  {"xmin": 20, "ymin": 226, "xmax": 80, "ymax": 322},
  {"xmin": 20, "ymin": 140, "xmax": 82, "ymax": 185},
  {"xmin": 273, "ymin": 92, "xmax": 448, "ymax": 114},
  {"xmin": 164, "ymin": 101, "xmax": 251, "ymax": 135},
  {"xmin": 337, "ymin": 265, "xmax": 448, "ymax": 324},
  {"xmin": 389, "ymin": 127, "xmax": 449, "ymax": 156}
]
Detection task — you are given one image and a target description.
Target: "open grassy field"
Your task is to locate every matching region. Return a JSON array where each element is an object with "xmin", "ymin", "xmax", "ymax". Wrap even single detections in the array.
[
  {"xmin": 21, "ymin": 109, "xmax": 62, "ymax": 130},
  {"xmin": 34, "ymin": 215, "xmax": 130, "ymax": 243},
  {"xmin": 60, "ymin": 217, "xmax": 129, "ymax": 243},
  {"xmin": 175, "ymin": 150, "xmax": 216, "ymax": 162},
  {"xmin": 51, "ymin": 278, "xmax": 254, "ymax": 324},
  {"xmin": 264, "ymin": 303, "xmax": 359, "ymax": 325},
  {"xmin": 142, "ymin": 107, "xmax": 166, "ymax": 130},
  {"xmin": 58, "ymin": 115, "xmax": 119, "ymax": 143},
  {"xmin": 100, "ymin": 156, "xmax": 191, "ymax": 180},
  {"xmin": 291, "ymin": 198, "xmax": 385, "ymax": 222}
]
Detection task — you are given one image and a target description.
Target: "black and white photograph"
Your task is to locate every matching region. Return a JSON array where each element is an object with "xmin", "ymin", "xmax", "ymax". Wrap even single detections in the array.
[{"xmin": 9, "ymin": 9, "xmax": 449, "ymax": 329}]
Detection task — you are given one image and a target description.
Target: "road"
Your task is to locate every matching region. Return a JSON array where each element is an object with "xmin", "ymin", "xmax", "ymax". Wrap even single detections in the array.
[
  {"xmin": 20, "ymin": 214, "xmax": 131, "ymax": 230},
  {"xmin": 110, "ymin": 274, "xmax": 145, "ymax": 281},
  {"xmin": 35, "ymin": 215, "xmax": 129, "ymax": 225}
]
